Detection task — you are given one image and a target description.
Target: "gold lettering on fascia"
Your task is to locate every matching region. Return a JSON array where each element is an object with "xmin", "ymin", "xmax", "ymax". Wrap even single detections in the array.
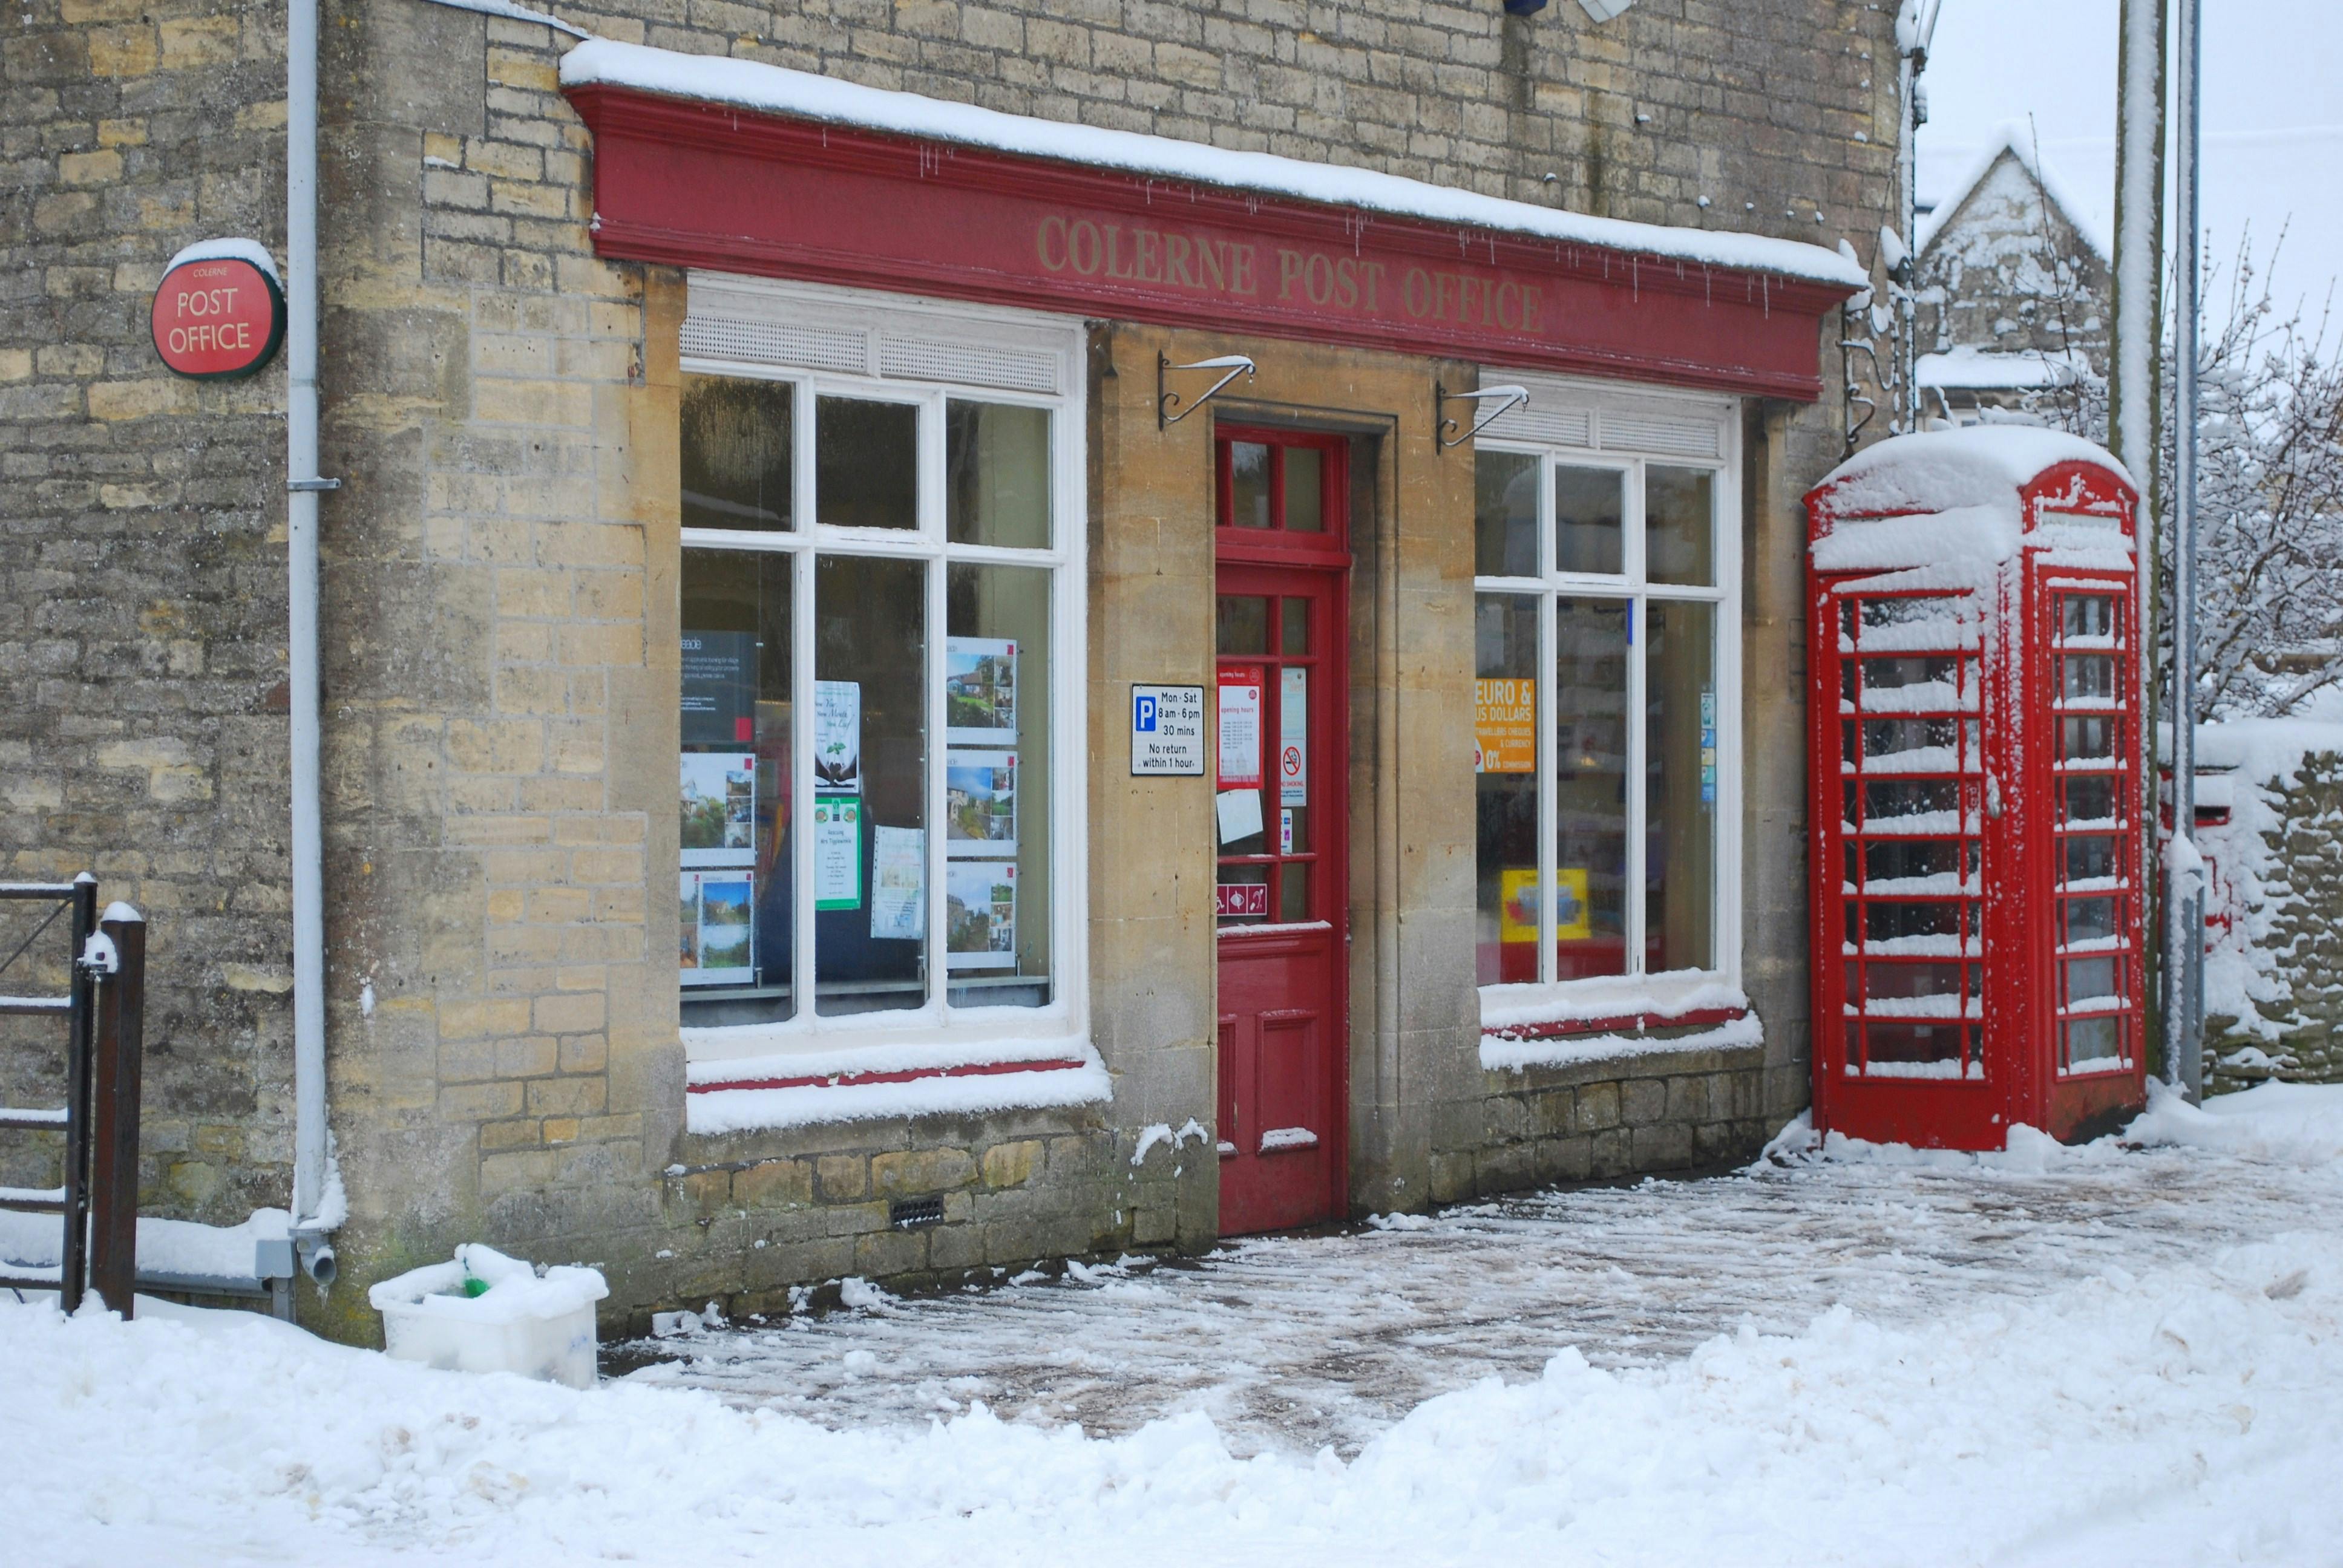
[{"xmin": 1038, "ymin": 215, "xmax": 1545, "ymax": 333}]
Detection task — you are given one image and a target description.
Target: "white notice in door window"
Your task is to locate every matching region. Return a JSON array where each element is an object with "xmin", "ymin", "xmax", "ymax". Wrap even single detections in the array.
[
  {"xmin": 1279, "ymin": 667, "xmax": 1307, "ymax": 806},
  {"xmin": 1217, "ymin": 664, "xmax": 1263, "ymax": 789},
  {"xmin": 868, "ymin": 825, "xmax": 925, "ymax": 941},
  {"xmin": 1216, "ymin": 787, "xmax": 1264, "ymax": 846}
]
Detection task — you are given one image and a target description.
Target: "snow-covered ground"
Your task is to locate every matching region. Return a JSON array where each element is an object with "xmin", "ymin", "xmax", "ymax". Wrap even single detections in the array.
[{"xmin": 10, "ymin": 1085, "xmax": 2343, "ymax": 1566}]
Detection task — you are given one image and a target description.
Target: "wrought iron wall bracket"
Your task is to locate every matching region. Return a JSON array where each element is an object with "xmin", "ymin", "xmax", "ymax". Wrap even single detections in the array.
[
  {"xmin": 1159, "ymin": 354, "xmax": 1256, "ymax": 428},
  {"xmin": 1434, "ymin": 382, "xmax": 1530, "ymax": 450}
]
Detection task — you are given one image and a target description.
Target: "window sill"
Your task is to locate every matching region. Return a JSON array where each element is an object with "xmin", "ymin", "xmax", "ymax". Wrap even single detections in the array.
[
  {"xmin": 1481, "ymin": 1013, "xmax": 1762, "ymax": 1075},
  {"xmin": 1478, "ymin": 973, "xmax": 1749, "ymax": 1040},
  {"xmin": 683, "ymin": 1037, "xmax": 1108, "ymax": 1135}
]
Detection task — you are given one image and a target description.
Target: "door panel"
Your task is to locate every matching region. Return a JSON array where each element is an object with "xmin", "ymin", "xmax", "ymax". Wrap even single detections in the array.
[{"xmin": 1215, "ymin": 429, "xmax": 1349, "ymax": 1236}]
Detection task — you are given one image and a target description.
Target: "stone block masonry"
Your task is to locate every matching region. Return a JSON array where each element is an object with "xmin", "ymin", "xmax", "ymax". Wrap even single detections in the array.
[{"xmin": 4, "ymin": 0, "xmax": 1898, "ymax": 1338}]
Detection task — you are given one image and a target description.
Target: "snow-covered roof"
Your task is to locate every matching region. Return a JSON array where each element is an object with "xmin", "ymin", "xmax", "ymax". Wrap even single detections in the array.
[
  {"xmin": 1916, "ymin": 345, "xmax": 2094, "ymax": 391},
  {"xmin": 1918, "ymin": 127, "xmax": 2109, "ymax": 263},
  {"xmin": 1813, "ymin": 426, "xmax": 2133, "ymax": 518},
  {"xmin": 558, "ymin": 40, "xmax": 1867, "ymax": 292}
]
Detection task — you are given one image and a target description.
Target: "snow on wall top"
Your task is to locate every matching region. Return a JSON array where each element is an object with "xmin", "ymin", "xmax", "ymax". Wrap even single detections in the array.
[
  {"xmin": 1916, "ymin": 346, "xmax": 2093, "ymax": 392},
  {"xmin": 1813, "ymin": 427, "xmax": 2132, "ymax": 521},
  {"xmin": 558, "ymin": 40, "xmax": 1869, "ymax": 292}
]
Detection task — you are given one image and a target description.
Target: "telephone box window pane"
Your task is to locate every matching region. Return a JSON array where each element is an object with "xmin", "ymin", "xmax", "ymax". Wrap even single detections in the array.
[
  {"xmin": 1646, "ymin": 466, "xmax": 1714, "ymax": 586},
  {"xmin": 1555, "ymin": 465, "xmax": 1625, "ymax": 575},
  {"xmin": 2062, "ymin": 776, "xmax": 2119, "ymax": 826},
  {"xmin": 2063, "ymin": 956, "xmax": 2120, "ymax": 1005},
  {"xmin": 817, "ymin": 397, "xmax": 919, "ymax": 530},
  {"xmin": 947, "ymin": 563, "xmax": 1050, "ymax": 1010},
  {"xmin": 2062, "ymin": 835, "xmax": 2122, "ymax": 884},
  {"xmin": 1865, "ymin": 901, "xmax": 1963, "ymax": 944},
  {"xmin": 1474, "ymin": 449, "xmax": 1539, "ymax": 577},
  {"xmin": 1556, "ymin": 598, "xmax": 1630, "ymax": 979},
  {"xmin": 682, "ymin": 375, "xmax": 793, "ymax": 534},
  {"xmin": 945, "ymin": 400, "xmax": 1050, "ymax": 549},
  {"xmin": 1861, "ymin": 655, "xmax": 1962, "ymax": 697},
  {"xmin": 1230, "ymin": 442, "xmax": 1272, "ymax": 529},
  {"xmin": 1866, "ymin": 961, "xmax": 1965, "ymax": 999},
  {"xmin": 2065, "ymin": 1016, "xmax": 2122, "ymax": 1068},
  {"xmin": 2062, "ymin": 897, "xmax": 2117, "ymax": 946},
  {"xmin": 2060, "ymin": 715, "xmax": 2118, "ymax": 765},
  {"xmin": 2060, "ymin": 595, "xmax": 2120, "ymax": 640},
  {"xmin": 1864, "ymin": 838, "xmax": 1962, "ymax": 884},
  {"xmin": 1476, "ymin": 593, "xmax": 1541, "ymax": 985},
  {"xmin": 1862, "ymin": 716, "xmax": 1959, "ymax": 762},
  {"xmin": 1646, "ymin": 599, "xmax": 1715, "ymax": 972},
  {"xmin": 814, "ymin": 554, "xmax": 928, "ymax": 1014},
  {"xmin": 680, "ymin": 549, "xmax": 794, "ymax": 1025},
  {"xmin": 1863, "ymin": 777, "xmax": 1960, "ymax": 822},
  {"xmin": 2061, "ymin": 655, "xmax": 2117, "ymax": 702},
  {"xmin": 1282, "ymin": 446, "xmax": 1325, "ymax": 532},
  {"xmin": 1865, "ymin": 1023, "xmax": 1964, "ymax": 1068}
]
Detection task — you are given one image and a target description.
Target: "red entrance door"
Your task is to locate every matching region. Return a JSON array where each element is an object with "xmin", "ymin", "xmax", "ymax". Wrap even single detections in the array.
[{"xmin": 1213, "ymin": 429, "xmax": 1349, "ymax": 1235}]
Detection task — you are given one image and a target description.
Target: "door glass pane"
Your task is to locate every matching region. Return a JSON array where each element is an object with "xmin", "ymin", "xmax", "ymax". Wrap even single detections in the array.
[
  {"xmin": 1280, "ymin": 597, "xmax": 1311, "ymax": 656},
  {"xmin": 1555, "ymin": 465, "xmax": 1625, "ymax": 575},
  {"xmin": 1475, "ymin": 449, "xmax": 1539, "ymax": 577},
  {"xmin": 946, "ymin": 564, "xmax": 1050, "ymax": 1010},
  {"xmin": 945, "ymin": 400, "xmax": 1050, "ymax": 549},
  {"xmin": 681, "ymin": 374, "xmax": 792, "ymax": 534},
  {"xmin": 1217, "ymin": 594, "xmax": 1268, "ymax": 655},
  {"xmin": 1282, "ymin": 446, "xmax": 1324, "ymax": 532},
  {"xmin": 1647, "ymin": 599, "xmax": 1715, "ymax": 972},
  {"xmin": 816, "ymin": 397, "xmax": 918, "ymax": 530},
  {"xmin": 814, "ymin": 554, "xmax": 927, "ymax": 1014},
  {"xmin": 1475, "ymin": 593, "xmax": 1539, "ymax": 985},
  {"xmin": 1646, "ymin": 466, "xmax": 1714, "ymax": 587},
  {"xmin": 1555, "ymin": 598, "xmax": 1630, "ymax": 979},
  {"xmin": 1229, "ymin": 442, "xmax": 1271, "ymax": 529},
  {"xmin": 679, "ymin": 549, "xmax": 793, "ymax": 1024}
]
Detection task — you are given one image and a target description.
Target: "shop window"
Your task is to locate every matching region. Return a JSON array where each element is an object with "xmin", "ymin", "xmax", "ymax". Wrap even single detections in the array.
[
  {"xmin": 677, "ymin": 340, "xmax": 1076, "ymax": 1051},
  {"xmin": 1472, "ymin": 427, "xmax": 1735, "ymax": 996}
]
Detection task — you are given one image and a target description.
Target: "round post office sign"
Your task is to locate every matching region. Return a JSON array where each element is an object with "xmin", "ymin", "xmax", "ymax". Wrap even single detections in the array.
[{"xmin": 151, "ymin": 244, "xmax": 284, "ymax": 380}]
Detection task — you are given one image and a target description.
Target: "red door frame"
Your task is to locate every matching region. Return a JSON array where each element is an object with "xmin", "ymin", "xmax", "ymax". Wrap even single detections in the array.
[{"xmin": 1214, "ymin": 426, "xmax": 1351, "ymax": 1235}]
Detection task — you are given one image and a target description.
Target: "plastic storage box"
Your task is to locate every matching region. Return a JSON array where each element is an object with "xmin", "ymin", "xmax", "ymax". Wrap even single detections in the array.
[{"xmin": 369, "ymin": 1243, "xmax": 608, "ymax": 1389}]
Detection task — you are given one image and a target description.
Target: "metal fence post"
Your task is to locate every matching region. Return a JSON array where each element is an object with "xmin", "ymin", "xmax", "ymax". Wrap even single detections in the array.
[
  {"xmin": 57, "ymin": 875, "xmax": 98, "ymax": 1313},
  {"xmin": 86, "ymin": 907, "xmax": 145, "ymax": 1316}
]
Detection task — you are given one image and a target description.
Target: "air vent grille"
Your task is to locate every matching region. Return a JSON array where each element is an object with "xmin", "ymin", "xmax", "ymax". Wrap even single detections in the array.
[
  {"xmin": 890, "ymin": 1195, "xmax": 946, "ymax": 1229},
  {"xmin": 1598, "ymin": 413, "xmax": 1721, "ymax": 459},
  {"xmin": 878, "ymin": 335, "xmax": 1059, "ymax": 394},
  {"xmin": 680, "ymin": 315, "xmax": 868, "ymax": 374}
]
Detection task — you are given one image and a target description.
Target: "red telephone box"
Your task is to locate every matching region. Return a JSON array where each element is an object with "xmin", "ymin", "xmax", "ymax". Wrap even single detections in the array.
[{"xmin": 1805, "ymin": 430, "xmax": 2148, "ymax": 1149}]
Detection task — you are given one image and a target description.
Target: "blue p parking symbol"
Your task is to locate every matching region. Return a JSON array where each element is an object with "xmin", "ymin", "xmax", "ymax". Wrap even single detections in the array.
[{"xmin": 1135, "ymin": 693, "xmax": 1158, "ymax": 731}]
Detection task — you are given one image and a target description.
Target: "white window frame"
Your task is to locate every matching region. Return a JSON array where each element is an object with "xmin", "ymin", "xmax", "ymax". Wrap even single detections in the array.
[
  {"xmin": 675, "ymin": 274, "xmax": 1089, "ymax": 1067},
  {"xmin": 1470, "ymin": 374, "xmax": 1743, "ymax": 1016}
]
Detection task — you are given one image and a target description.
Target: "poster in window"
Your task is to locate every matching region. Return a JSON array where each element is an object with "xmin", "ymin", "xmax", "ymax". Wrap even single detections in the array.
[
  {"xmin": 680, "ymin": 630, "xmax": 757, "ymax": 746},
  {"xmin": 813, "ymin": 680, "xmax": 861, "ymax": 792},
  {"xmin": 1217, "ymin": 664, "xmax": 1263, "ymax": 789},
  {"xmin": 1497, "ymin": 867, "xmax": 1591, "ymax": 944},
  {"xmin": 811, "ymin": 794, "xmax": 863, "ymax": 910},
  {"xmin": 946, "ymin": 860, "xmax": 1017, "ymax": 970},
  {"xmin": 870, "ymin": 825, "xmax": 926, "ymax": 941},
  {"xmin": 946, "ymin": 750, "xmax": 1017, "ymax": 856},
  {"xmin": 945, "ymin": 636, "xmax": 1018, "ymax": 747},
  {"xmin": 1474, "ymin": 678, "xmax": 1536, "ymax": 774},
  {"xmin": 1279, "ymin": 667, "xmax": 1308, "ymax": 806},
  {"xmin": 679, "ymin": 870, "xmax": 754, "ymax": 987},
  {"xmin": 679, "ymin": 753, "xmax": 757, "ymax": 867}
]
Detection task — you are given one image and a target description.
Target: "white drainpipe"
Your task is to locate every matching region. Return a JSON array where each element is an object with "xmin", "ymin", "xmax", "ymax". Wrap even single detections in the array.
[{"xmin": 287, "ymin": 0, "xmax": 336, "ymax": 1285}]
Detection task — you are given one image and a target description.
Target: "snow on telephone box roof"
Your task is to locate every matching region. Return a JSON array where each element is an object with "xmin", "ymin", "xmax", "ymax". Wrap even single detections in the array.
[
  {"xmin": 1806, "ymin": 427, "xmax": 2137, "ymax": 577},
  {"xmin": 555, "ymin": 39, "xmax": 1869, "ymax": 292}
]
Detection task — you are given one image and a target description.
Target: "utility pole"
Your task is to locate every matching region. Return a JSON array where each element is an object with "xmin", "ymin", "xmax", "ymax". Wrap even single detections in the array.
[
  {"xmin": 1893, "ymin": 0, "xmax": 1943, "ymax": 433},
  {"xmin": 2111, "ymin": 0, "xmax": 2174, "ymax": 1094},
  {"xmin": 2168, "ymin": 0, "xmax": 2207, "ymax": 1099}
]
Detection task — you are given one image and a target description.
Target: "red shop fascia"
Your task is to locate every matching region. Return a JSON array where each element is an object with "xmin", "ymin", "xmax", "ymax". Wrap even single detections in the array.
[{"xmin": 560, "ymin": 76, "xmax": 1857, "ymax": 399}]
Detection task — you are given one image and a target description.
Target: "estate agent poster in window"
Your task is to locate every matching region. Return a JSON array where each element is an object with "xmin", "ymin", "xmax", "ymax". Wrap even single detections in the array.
[
  {"xmin": 680, "ymin": 871, "xmax": 755, "ymax": 986},
  {"xmin": 945, "ymin": 637, "xmax": 1017, "ymax": 746},
  {"xmin": 946, "ymin": 861, "xmax": 1018, "ymax": 969}
]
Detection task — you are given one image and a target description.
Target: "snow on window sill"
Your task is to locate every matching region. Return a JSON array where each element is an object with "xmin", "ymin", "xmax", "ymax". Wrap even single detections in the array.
[
  {"xmin": 683, "ymin": 1037, "xmax": 1109, "ymax": 1135},
  {"xmin": 1478, "ymin": 975, "xmax": 1749, "ymax": 1038},
  {"xmin": 1481, "ymin": 1013, "xmax": 1764, "ymax": 1074}
]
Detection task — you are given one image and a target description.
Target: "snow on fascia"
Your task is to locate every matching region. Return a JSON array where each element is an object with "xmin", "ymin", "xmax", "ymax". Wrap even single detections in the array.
[
  {"xmin": 557, "ymin": 39, "xmax": 1867, "ymax": 292},
  {"xmin": 1814, "ymin": 426, "xmax": 2133, "ymax": 518}
]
